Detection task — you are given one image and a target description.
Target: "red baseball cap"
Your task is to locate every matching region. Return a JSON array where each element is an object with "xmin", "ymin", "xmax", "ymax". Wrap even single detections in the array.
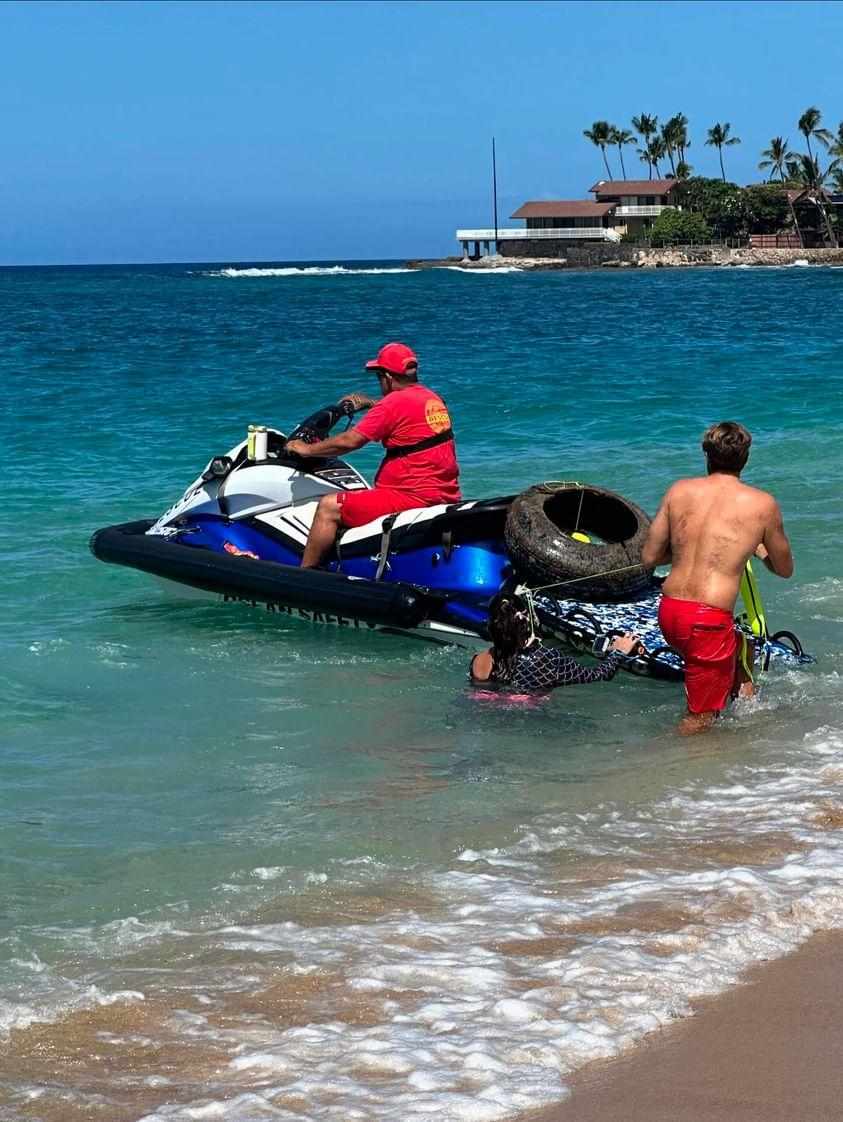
[{"xmin": 365, "ymin": 342, "xmax": 418, "ymax": 375}]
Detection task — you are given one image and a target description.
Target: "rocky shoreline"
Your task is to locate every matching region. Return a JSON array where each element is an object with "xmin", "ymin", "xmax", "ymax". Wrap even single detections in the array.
[{"xmin": 407, "ymin": 247, "xmax": 843, "ymax": 271}]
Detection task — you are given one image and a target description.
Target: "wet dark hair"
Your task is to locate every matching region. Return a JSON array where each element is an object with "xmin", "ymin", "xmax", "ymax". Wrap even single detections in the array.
[
  {"xmin": 702, "ymin": 421, "xmax": 752, "ymax": 474},
  {"xmin": 487, "ymin": 591, "xmax": 532, "ymax": 681}
]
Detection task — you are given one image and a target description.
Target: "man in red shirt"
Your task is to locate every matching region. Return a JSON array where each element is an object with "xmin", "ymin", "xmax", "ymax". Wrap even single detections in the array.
[{"xmin": 285, "ymin": 342, "xmax": 461, "ymax": 569}]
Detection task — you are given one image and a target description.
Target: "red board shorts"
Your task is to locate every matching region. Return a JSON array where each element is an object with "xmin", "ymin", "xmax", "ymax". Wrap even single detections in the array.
[
  {"xmin": 335, "ymin": 487, "xmax": 423, "ymax": 529},
  {"xmin": 658, "ymin": 595, "xmax": 738, "ymax": 714}
]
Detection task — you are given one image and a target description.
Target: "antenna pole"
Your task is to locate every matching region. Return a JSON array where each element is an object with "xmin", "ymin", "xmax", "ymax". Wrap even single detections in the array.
[{"xmin": 492, "ymin": 136, "xmax": 499, "ymax": 254}]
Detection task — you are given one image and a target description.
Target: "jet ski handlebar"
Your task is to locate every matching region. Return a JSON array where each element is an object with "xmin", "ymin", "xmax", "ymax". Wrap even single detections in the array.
[{"xmin": 285, "ymin": 401, "xmax": 356, "ymax": 446}]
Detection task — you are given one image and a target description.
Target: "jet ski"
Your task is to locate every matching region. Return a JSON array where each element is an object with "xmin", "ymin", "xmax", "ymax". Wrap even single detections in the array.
[{"xmin": 90, "ymin": 401, "xmax": 813, "ymax": 680}]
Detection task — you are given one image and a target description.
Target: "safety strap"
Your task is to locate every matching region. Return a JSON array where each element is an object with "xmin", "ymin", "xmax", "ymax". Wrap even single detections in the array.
[
  {"xmin": 374, "ymin": 513, "xmax": 399, "ymax": 580},
  {"xmin": 382, "ymin": 429, "xmax": 454, "ymax": 461}
]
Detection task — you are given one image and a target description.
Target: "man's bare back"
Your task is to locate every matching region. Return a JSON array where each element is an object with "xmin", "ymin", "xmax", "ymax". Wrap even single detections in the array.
[
  {"xmin": 642, "ymin": 473, "xmax": 794, "ymax": 613},
  {"xmin": 642, "ymin": 422, "xmax": 794, "ymax": 734}
]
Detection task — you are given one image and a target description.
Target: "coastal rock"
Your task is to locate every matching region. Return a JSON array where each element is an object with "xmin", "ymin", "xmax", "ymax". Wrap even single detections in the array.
[{"xmin": 407, "ymin": 246, "xmax": 843, "ymax": 271}]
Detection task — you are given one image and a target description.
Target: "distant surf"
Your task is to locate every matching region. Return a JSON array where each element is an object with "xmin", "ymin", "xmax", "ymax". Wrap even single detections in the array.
[
  {"xmin": 205, "ymin": 265, "xmax": 414, "ymax": 278},
  {"xmin": 442, "ymin": 264, "xmax": 523, "ymax": 274}
]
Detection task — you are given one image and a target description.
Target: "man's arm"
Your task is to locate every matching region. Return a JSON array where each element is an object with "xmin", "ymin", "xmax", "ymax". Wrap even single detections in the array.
[
  {"xmin": 340, "ymin": 392, "xmax": 377, "ymax": 412},
  {"xmin": 285, "ymin": 429, "xmax": 369, "ymax": 460},
  {"xmin": 756, "ymin": 500, "xmax": 794, "ymax": 578},
  {"xmin": 641, "ymin": 490, "xmax": 673, "ymax": 568}
]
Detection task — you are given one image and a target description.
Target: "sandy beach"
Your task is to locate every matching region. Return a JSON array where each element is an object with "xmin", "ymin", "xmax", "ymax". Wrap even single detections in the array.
[{"xmin": 520, "ymin": 929, "xmax": 843, "ymax": 1122}]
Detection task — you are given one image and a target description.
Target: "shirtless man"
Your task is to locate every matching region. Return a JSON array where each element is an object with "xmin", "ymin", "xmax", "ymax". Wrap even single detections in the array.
[{"xmin": 641, "ymin": 422, "xmax": 794, "ymax": 735}]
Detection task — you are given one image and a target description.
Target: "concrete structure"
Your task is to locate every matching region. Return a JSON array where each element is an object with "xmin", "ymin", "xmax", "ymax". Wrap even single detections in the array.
[
  {"xmin": 456, "ymin": 179, "xmax": 681, "ymax": 257},
  {"xmin": 457, "ymin": 201, "xmax": 622, "ymax": 258},
  {"xmin": 455, "ymin": 225, "xmax": 621, "ymax": 259}
]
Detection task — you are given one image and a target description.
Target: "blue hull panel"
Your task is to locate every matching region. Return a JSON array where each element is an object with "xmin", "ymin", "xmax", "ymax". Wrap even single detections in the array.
[{"xmin": 176, "ymin": 514, "xmax": 510, "ymax": 602}]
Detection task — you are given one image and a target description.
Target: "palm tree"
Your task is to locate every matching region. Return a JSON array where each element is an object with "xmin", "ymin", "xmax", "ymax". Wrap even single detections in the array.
[
  {"xmin": 830, "ymin": 166, "xmax": 843, "ymax": 193},
  {"xmin": 644, "ymin": 136, "xmax": 666, "ymax": 178},
  {"xmin": 675, "ymin": 160, "xmax": 693, "ymax": 180},
  {"xmin": 786, "ymin": 153, "xmax": 838, "ymax": 247},
  {"xmin": 788, "ymin": 153, "xmax": 829, "ymax": 189},
  {"xmin": 584, "ymin": 120, "xmax": 614, "ymax": 179},
  {"xmin": 646, "ymin": 136, "xmax": 664, "ymax": 177},
  {"xmin": 828, "ymin": 121, "xmax": 843, "ymax": 161},
  {"xmin": 705, "ymin": 122, "xmax": 741, "ymax": 182},
  {"xmin": 609, "ymin": 126, "xmax": 636, "ymax": 178},
  {"xmin": 661, "ymin": 113, "xmax": 689, "ymax": 176},
  {"xmin": 797, "ymin": 107, "xmax": 833, "ymax": 161},
  {"xmin": 758, "ymin": 137, "xmax": 792, "ymax": 182},
  {"xmin": 631, "ymin": 114, "xmax": 658, "ymax": 178},
  {"xmin": 661, "ymin": 123, "xmax": 676, "ymax": 175}
]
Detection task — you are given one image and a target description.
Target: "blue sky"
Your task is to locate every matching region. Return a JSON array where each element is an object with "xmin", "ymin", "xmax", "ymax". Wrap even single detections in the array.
[{"xmin": 3, "ymin": 0, "xmax": 843, "ymax": 264}]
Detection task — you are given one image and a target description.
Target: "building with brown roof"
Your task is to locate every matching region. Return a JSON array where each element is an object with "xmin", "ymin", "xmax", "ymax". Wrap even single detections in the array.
[
  {"xmin": 455, "ymin": 199, "xmax": 623, "ymax": 257},
  {"xmin": 589, "ymin": 179, "xmax": 682, "ymax": 237},
  {"xmin": 510, "ymin": 201, "xmax": 617, "ymax": 230},
  {"xmin": 455, "ymin": 178, "xmax": 682, "ymax": 257}
]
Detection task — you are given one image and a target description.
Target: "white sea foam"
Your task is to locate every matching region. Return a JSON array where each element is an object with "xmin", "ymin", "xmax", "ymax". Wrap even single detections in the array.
[
  {"xmin": 442, "ymin": 265, "xmax": 523, "ymax": 274},
  {"xmin": 14, "ymin": 724, "xmax": 843, "ymax": 1121},
  {"xmin": 205, "ymin": 265, "xmax": 413, "ymax": 278},
  {"xmin": 798, "ymin": 577, "xmax": 843, "ymax": 606},
  {"xmin": 794, "ymin": 579, "xmax": 843, "ymax": 626},
  {"xmin": 250, "ymin": 866, "xmax": 287, "ymax": 881},
  {"xmin": 0, "ymin": 985, "xmax": 145, "ymax": 1037},
  {"xmin": 123, "ymin": 724, "xmax": 843, "ymax": 1120}
]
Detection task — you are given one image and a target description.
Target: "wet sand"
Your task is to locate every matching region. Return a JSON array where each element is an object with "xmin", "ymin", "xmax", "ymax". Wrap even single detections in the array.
[{"xmin": 521, "ymin": 929, "xmax": 843, "ymax": 1122}]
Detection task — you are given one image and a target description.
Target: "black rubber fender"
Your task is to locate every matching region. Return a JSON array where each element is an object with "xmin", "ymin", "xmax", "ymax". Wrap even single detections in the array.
[
  {"xmin": 89, "ymin": 520, "xmax": 432, "ymax": 629},
  {"xmin": 505, "ymin": 482, "xmax": 654, "ymax": 598}
]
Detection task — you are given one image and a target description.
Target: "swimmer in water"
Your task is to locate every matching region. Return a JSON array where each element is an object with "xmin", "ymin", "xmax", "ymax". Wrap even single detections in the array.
[{"xmin": 469, "ymin": 590, "xmax": 640, "ymax": 693}]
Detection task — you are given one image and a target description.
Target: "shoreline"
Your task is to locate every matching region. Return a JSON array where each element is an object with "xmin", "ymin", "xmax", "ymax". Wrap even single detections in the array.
[
  {"xmin": 408, "ymin": 246, "xmax": 843, "ymax": 271},
  {"xmin": 517, "ymin": 929, "xmax": 843, "ymax": 1122}
]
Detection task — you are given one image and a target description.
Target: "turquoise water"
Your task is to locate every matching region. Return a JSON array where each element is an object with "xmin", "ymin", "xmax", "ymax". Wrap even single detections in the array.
[{"xmin": 2, "ymin": 261, "xmax": 842, "ymax": 1121}]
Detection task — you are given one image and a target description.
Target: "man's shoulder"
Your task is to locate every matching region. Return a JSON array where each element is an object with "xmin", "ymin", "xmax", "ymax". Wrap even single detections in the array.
[
  {"xmin": 665, "ymin": 476, "xmax": 704, "ymax": 499},
  {"xmin": 738, "ymin": 480, "xmax": 779, "ymax": 515}
]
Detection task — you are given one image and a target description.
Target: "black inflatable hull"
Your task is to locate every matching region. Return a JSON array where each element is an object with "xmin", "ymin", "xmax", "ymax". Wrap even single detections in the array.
[{"xmin": 90, "ymin": 520, "xmax": 434, "ymax": 631}]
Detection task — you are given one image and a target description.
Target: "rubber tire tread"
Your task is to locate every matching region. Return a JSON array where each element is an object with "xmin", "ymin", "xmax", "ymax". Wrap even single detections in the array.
[{"xmin": 505, "ymin": 482, "xmax": 654, "ymax": 599}]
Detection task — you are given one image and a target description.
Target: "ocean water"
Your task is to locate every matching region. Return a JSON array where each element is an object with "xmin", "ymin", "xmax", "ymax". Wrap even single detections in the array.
[{"xmin": 1, "ymin": 260, "xmax": 842, "ymax": 1122}]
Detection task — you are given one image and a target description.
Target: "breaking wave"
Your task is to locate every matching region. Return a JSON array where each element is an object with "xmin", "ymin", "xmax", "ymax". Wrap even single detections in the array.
[
  {"xmin": 204, "ymin": 265, "xmax": 414, "ymax": 278},
  {"xmin": 442, "ymin": 265, "xmax": 524, "ymax": 274}
]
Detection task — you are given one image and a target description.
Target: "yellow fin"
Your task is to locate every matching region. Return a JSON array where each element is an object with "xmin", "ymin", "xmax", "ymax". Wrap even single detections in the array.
[{"xmin": 739, "ymin": 559, "xmax": 768, "ymax": 639}]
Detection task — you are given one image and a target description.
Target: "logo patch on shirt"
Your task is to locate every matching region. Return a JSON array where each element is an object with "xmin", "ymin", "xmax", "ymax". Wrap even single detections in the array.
[{"xmin": 425, "ymin": 397, "xmax": 450, "ymax": 433}]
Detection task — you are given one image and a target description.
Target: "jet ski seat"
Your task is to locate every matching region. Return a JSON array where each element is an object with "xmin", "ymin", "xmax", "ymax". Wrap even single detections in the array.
[{"xmin": 335, "ymin": 496, "xmax": 514, "ymax": 561}]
